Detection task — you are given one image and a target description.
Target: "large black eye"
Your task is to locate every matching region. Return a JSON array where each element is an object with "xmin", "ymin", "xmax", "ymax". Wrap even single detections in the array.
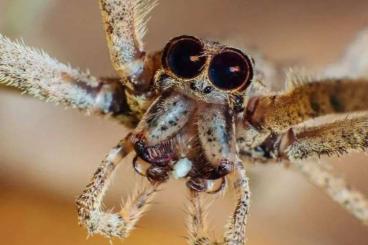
[
  {"xmin": 208, "ymin": 49, "xmax": 253, "ymax": 91},
  {"xmin": 162, "ymin": 36, "xmax": 206, "ymax": 79}
]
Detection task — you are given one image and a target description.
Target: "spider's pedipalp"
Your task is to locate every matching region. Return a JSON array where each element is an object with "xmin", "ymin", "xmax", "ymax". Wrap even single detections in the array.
[
  {"xmin": 0, "ymin": 35, "xmax": 140, "ymax": 126},
  {"xmin": 76, "ymin": 136, "xmax": 159, "ymax": 238},
  {"xmin": 196, "ymin": 104, "xmax": 236, "ymax": 181},
  {"xmin": 130, "ymin": 90, "xmax": 196, "ymax": 169},
  {"xmin": 293, "ymin": 160, "xmax": 368, "ymax": 224}
]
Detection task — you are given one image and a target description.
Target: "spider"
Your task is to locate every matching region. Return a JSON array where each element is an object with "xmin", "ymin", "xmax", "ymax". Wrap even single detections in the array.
[{"xmin": 1, "ymin": 0, "xmax": 368, "ymax": 244}]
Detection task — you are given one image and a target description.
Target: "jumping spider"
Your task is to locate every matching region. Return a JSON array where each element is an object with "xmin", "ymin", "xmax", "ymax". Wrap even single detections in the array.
[{"xmin": 1, "ymin": 0, "xmax": 368, "ymax": 244}]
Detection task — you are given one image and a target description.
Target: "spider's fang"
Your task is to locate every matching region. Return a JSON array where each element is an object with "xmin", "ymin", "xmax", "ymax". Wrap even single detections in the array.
[
  {"xmin": 146, "ymin": 165, "xmax": 171, "ymax": 184},
  {"xmin": 131, "ymin": 133, "xmax": 176, "ymax": 165},
  {"xmin": 206, "ymin": 159, "xmax": 234, "ymax": 180}
]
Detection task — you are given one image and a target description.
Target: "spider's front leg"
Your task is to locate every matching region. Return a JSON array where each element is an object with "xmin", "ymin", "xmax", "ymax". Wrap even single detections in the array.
[
  {"xmin": 99, "ymin": 0, "xmax": 160, "ymax": 112},
  {"xmin": 76, "ymin": 136, "xmax": 159, "ymax": 238},
  {"xmin": 1, "ymin": 0, "xmax": 160, "ymax": 127},
  {"xmin": 246, "ymin": 78, "xmax": 368, "ymax": 132},
  {"xmin": 0, "ymin": 36, "xmax": 141, "ymax": 126},
  {"xmin": 246, "ymin": 28, "xmax": 368, "ymax": 133}
]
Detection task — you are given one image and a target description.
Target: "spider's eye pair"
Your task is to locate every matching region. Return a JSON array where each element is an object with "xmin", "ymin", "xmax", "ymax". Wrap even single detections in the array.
[{"xmin": 162, "ymin": 36, "xmax": 253, "ymax": 91}]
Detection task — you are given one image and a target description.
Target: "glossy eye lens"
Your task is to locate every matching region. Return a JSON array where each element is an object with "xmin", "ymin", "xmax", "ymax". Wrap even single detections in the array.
[
  {"xmin": 208, "ymin": 49, "xmax": 253, "ymax": 91},
  {"xmin": 163, "ymin": 36, "xmax": 206, "ymax": 79}
]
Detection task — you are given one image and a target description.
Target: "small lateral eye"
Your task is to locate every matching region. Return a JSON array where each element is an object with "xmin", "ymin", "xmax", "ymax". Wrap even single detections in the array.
[
  {"xmin": 208, "ymin": 49, "xmax": 253, "ymax": 91},
  {"xmin": 162, "ymin": 35, "xmax": 206, "ymax": 79}
]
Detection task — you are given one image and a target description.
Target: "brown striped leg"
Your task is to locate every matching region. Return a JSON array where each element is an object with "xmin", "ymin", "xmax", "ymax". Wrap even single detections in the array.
[
  {"xmin": 285, "ymin": 116, "xmax": 368, "ymax": 224},
  {"xmin": 98, "ymin": 0, "xmax": 159, "ymax": 93},
  {"xmin": 76, "ymin": 137, "xmax": 159, "ymax": 238},
  {"xmin": 242, "ymin": 115, "xmax": 368, "ymax": 161},
  {"xmin": 292, "ymin": 160, "xmax": 368, "ymax": 225},
  {"xmin": 241, "ymin": 116, "xmax": 368, "ymax": 225},
  {"xmin": 286, "ymin": 116, "xmax": 368, "ymax": 160},
  {"xmin": 245, "ymin": 79, "xmax": 368, "ymax": 132},
  {"xmin": 224, "ymin": 161, "xmax": 250, "ymax": 245},
  {"xmin": 0, "ymin": 35, "xmax": 141, "ymax": 126}
]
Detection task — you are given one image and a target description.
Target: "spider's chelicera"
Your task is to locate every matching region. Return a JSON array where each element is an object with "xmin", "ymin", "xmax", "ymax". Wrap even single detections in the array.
[{"xmin": 1, "ymin": 0, "xmax": 368, "ymax": 244}]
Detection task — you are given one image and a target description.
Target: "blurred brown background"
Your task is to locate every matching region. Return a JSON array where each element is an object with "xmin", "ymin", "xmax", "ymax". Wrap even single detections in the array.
[{"xmin": 0, "ymin": 0, "xmax": 367, "ymax": 244}]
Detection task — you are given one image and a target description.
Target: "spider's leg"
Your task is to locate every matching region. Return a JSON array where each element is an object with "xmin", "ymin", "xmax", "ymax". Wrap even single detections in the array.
[
  {"xmin": 246, "ymin": 28, "xmax": 368, "ymax": 132},
  {"xmin": 243, "ymin": 115, "xmax": 368, "ymax": 162},
  {"xmin": 245, "ymin": 79, "xmax": 368, "ymax": 132},
  {"xmin": 293, "ymin": 160, "xmax": 368, "ymax": 225},
  {"xmin": 286, "ymin": 115, "xmax": 368, "ymax": 160},
  {"xmin": 0, "ymin": 35, "xmax": 140, "ymax": 127},
  {"xmin": 223, "ymin": 161, "xmax": 250, "ymax": 245},
  {"xmin": 76, "ymin": 136, "xmax": 159, "ymax": 238},
  {"xmin": 186, "ymin": 191, "xmax": 215, "ymax": 245},
  {"xmin": 186, "ymin": 161, "xmax": 250, "ymax": 245},
  {"xmin": 99, "ymin": 0, "xmax": 159, "ymax": 91},
  {"xmin": 241, "ymin": 116, "xmax": 368, "ymax": 224}
]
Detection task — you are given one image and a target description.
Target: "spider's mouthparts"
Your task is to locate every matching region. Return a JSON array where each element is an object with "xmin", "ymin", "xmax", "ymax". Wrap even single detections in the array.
[
  {"xmin": 132, "ymin": 135, "xmax": 176, "ymax": 166},
  {"xmin": 186, "ymin": 177, "xmax": 226, "ymax": 193}
]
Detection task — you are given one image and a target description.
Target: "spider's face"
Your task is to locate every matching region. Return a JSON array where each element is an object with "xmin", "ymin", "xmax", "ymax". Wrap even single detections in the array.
[{"xmin": 155, "ymin": 35, "xmax": 254, "ymax": 105}]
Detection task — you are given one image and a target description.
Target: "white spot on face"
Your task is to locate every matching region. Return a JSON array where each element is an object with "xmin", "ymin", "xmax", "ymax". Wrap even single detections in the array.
[{"xmin": 172, "ymin": 158, "xmax": 192, "ymax": 179}]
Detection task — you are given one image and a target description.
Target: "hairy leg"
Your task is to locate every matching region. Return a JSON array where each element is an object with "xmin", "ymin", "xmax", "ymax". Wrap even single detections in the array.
[
  {"xmin": 241, "ymin": 115, "xmax": 368, "ymax": 161},
  {"xmin": 245, "ymin": 79, "xmax": 368, "ymax": 132},
  {"xmin": 286, "ymin": 116, "xmax": 368, "ymax": 160},
  {"xmin": 246, "ymin": 27, "xmax": 368, "ymax": 132},
  {"xmin": 186, "ymin": 161, "xmax": 250, "ymax": 245},
  {"xmin": 293, "ymin": 160, "xmax": 368, "ymax": 224},
  {"xmin": 224, "ymin": 161, "xmax": 250, "ymax": 245},
  {"xmin": 0, "ymin": 35, "xmax": 140, "ymax": 126},
  {"xmin": 76, "ymin": 136, "xmax": 159, "ymax": 238},
  {"xmin": 99, "ymin": 0, "xmax": 160, "ymax": 92},
  {"xmin": 238, "ymin": 116, "xmax": 368, "ymax": 225},
  {"xmin": 186, "ymin": 191, "xmax": 215, "ymax": 245}
]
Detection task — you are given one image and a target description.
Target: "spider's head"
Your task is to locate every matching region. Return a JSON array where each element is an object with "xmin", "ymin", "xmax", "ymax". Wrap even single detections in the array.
[{"xmin": 155, "ymin": 35, "xmax": 254, "ymax": 106}]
